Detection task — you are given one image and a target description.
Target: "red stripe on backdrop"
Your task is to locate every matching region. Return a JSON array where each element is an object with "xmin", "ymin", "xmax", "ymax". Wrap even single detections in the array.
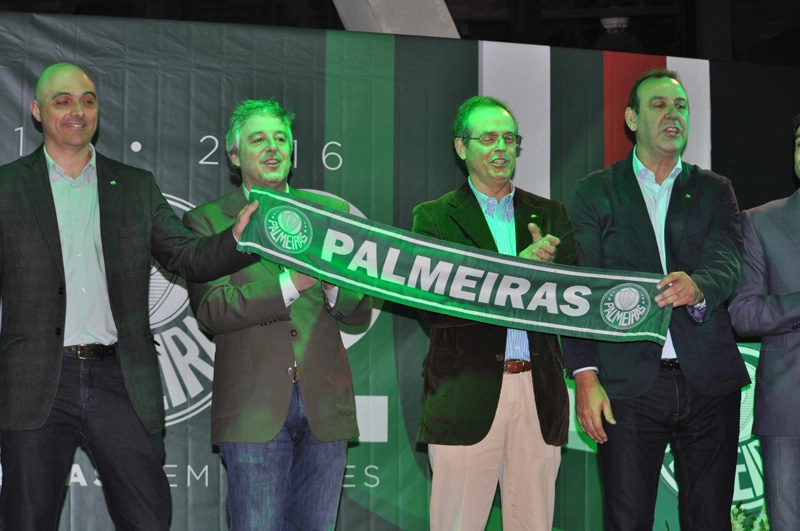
[{"xmin": 603, "ymin": 52, "xmax": 666, "ymax": 166}]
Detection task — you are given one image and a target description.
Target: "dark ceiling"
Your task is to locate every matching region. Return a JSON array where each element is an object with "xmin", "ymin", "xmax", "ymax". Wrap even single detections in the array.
[{"xmin": 2, "ymin": 0, "xmax": 799, "ymax": 68}]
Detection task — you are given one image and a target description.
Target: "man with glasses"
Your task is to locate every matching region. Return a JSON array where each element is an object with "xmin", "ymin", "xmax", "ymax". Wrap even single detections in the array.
[{"xmin": 411, "ymin": 95, "xmax": 577, "ymax": 531}]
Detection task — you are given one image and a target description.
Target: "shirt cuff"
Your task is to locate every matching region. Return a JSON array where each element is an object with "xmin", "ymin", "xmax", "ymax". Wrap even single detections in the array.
[
  {"xmin": 279, "ymin": 269, "xmax": 301, "ymax": 307},
  {"xmin": 573, "ymin": 366, "xmax": 598, "ymax": 377},
  {"xmin": 322, "ymin": 284, "xmax": 339, "ymax": 307},
  {"xmin": 686, "ymin": 299, "xmax": 707, "ymax": 322}
]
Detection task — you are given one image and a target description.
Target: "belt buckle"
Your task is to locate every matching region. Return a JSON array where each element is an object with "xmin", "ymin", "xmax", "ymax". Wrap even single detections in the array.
[{"xmin": 75, "ymin": 345, "xmax": 90, "ymax": 360}]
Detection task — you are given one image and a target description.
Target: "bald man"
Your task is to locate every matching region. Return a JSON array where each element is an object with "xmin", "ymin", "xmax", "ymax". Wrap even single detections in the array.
[{"xmin": 0, "ymin": 63, "xmax": 257, "ymax": 531}]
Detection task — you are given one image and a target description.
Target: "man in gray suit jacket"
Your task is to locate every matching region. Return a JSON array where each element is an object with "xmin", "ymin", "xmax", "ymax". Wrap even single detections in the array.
[
  {"xmin": 729, "ymin": 115, "xmax": 800, "ymax": 530},
  {"xmin": 0, "ymin": 63, "xmax": 257, "ymax": 531},
  {"xmin": 183, "ymin": 99, "xmax": 371, "ymax": 531}
]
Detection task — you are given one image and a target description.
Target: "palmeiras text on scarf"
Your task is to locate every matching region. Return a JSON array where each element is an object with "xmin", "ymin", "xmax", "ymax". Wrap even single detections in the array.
[{"xmin": 237, "ymin": 188, "xmax": 671, "ymax": 344}]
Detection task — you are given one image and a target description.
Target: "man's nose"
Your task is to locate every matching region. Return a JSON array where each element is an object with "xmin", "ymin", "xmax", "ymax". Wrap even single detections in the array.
[{"xmin": 70, "ymin": 101, "xmax": 85, "ymax": 116}]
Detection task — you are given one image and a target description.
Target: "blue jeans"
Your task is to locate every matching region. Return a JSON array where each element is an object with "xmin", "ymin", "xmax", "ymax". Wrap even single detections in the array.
[
  {"xmin": 0, "ymin": 353, "xmax": 171, "ymax": 531},
  {"xmin": 219, "ymin": 383, "xmax": 347, "ymax": 531},
  {"xmin": 597, "ymin": 365, "xmax": 741, "ymax": 531},
  {"xmin": 760, "ymin": 435, "xmax": 800, "ymax": 531}
]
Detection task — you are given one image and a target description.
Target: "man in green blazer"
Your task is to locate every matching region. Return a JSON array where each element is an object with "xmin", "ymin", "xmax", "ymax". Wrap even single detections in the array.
[
  {"xmin": 0, "ymin": 63, "xmax": 257, "ymax": 531},
  {"xmin": 183, "ymin": 99, "xmax": 371, "ymax": 531},
  {"xmin": 412, "ymin": 96, "xmax": 577, "ymax": 531}
]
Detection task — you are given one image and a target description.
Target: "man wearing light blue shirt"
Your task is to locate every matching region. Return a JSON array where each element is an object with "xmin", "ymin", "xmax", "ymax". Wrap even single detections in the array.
[
  {"xmin": 412, "ymin": 95, "xmax": 578, "ymax": 531},
  {"xmin": 563, "ymin": 68, "xmax": 749, "ymax": 531}
]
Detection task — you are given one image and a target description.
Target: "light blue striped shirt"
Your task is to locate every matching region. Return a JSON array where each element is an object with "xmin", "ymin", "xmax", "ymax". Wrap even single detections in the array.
[
  {"xmin": 468, "ymin": 177, "xmax": 530, "ymax": 362},
  {"xmin": 46, "ymin": 144, "xmax": 118, "ymax": 347}
]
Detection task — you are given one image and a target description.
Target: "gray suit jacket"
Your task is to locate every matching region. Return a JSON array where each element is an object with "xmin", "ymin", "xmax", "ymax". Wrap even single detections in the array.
[
  {"xmin": 729, "ymin": 190, "xmax": 800, "ymax": 436},
  {"xmin": 183, "ymin": 187, "xmax": 372, "ymax": 444},
  {"xmin": 0, "ymin": 146, "xmax": 254, "ymax": 433}
]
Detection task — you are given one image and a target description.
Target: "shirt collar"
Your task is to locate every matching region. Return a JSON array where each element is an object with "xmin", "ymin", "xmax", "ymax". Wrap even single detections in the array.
[
  {"xmin": 632, "ymin": 146, "xmax": 682, "ymax": 185},
  {"xmin": 467, "ymin": 176, "xmax": 515, "ymax": 219},
  {"xmin": 242, "ymin": 182, "xmax": 289, "ymax": 200},
  {"xmin": 44, "ymin": 144, "xmax": 97, "ymax": 185}
]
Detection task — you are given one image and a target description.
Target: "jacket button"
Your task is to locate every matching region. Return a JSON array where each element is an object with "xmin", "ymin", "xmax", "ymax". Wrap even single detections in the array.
[
  {"xmin": 58, "ymin": 287, "xmax": 65, "ymax": 294},
  {"xmin": 495, "ymin": 354, "xmax": 504, "ymax": 361},
  {"xmin": 290, "ymin": 330, "xmax": 298, "ymax": 337},
  {"xmin": 55, "ymin": 327, "xmax": 63, "ymax": 336},
  {"xmin": 286, "ymin": 367, "xmax": 293, "ymax": 374}
]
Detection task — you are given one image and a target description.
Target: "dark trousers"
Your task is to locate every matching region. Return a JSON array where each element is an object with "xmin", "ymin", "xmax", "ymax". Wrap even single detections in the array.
[
  {"xmin": 0, "ymin": 353, "xmax": 171, "ymax": 531},
  {"xmin": 598, "ymin": 365, "xmax": 741, "ymax": 531}
]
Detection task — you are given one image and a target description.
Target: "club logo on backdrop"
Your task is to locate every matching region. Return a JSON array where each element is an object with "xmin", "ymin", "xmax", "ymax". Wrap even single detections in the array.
[
  {"xmin": 265, "ymin": 206, "xmax": 312, "ymax": 254},
  {"xmin": 600, "ymin": 283, "xmax": 651, "ymax": 330},
  {"xmin": 660, "ymin": 346, "xmax": 763, "ymax": 511}
]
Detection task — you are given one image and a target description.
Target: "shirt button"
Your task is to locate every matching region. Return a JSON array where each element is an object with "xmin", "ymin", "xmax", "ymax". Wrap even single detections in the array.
[{"xmin": 290, "ymin": 330, "xmax": 298, "ymax": 337}]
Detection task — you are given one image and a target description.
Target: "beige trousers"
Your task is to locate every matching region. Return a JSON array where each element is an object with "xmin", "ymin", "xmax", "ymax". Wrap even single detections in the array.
[{"xmin": 428, "ymin": 372, "xmax": 561, "ymax": 531}]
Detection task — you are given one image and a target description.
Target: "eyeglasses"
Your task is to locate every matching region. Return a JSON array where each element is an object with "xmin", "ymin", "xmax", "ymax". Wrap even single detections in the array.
[{"xmin": 464, "ymin": 133, "xmax": 523, "ymax": 147}]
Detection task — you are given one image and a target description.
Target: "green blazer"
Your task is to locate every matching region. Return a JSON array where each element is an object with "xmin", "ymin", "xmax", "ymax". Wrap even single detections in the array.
[
  {"xmin": 183, "ymin": 186, "xmax": 372, "ymax": 444},
  {"xmin": 411, "ymin": 181, "xmax": 577, "ymax": 446},
  {"xmin": 0, "ymin": 146, "xmax": 253, "ymax": 433}
]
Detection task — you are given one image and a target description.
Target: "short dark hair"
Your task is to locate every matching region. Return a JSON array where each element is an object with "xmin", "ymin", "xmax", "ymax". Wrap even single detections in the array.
[
  {"xmin": 226, "ymin": 99, "xmax": 295, "ymax": 185},
  {"xmin": 627, "ymin": 68, "xmax": 685, "ymax": 114},
  {"xmin": 793, "ymin": 114, "xmax": 800, "ymax": 139},
  {"xmin": 453, "ymin": 95, "xmax": 518, "ymax": 142}
]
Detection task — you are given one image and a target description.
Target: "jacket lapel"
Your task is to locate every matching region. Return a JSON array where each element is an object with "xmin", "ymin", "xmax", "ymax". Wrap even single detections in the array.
[
  {"xmin": 96, "ymin": 154, "xmax": 122, "ymax": 277},
  {"xmin": 665, "ymin": 162, "xmax": 695, "ymax": 271},
  {"xmin": 24, "ymin": 148, "xmax": 65, "ymax": 279},
  {"xmin": 448, "ymin": 182, "xmax": 498, "ymax": 252},
  {"xmin": 613, "ymin": 158, "xmax": 664, "ymax": 272},
  {"xmin": 513, "ymin": 192, "xmax": 543, "ymax": 255},
  {"xmin": 781, "ymin": 189, "xmax": 800, "ymax": 252}
]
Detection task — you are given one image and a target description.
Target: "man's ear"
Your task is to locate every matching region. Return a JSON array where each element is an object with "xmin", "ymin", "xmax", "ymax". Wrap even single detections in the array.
[
  {"xmin": 624, "ymin": 107, "xmax": 637, "ymax": 132},
  {"xmin": 454, "ymin": 137, "xmax": 467, "ymax": 160},
  {"xmin": 30, "ymin": 100, "xmax": 41, "ymax": 123}
]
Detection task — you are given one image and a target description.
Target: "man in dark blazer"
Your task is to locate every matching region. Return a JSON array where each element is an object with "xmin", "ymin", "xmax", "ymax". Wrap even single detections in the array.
[
  {"xmin": 563, "ymin": 68, "xmax": 749, "ymax": 530},
  {"xmin": 0, "ymin": 63, "xmax": 257, "ymax": 530},
  {"xmin": 728, "ymin": 115, "xmax": 800, "ymax": 530},
  {"xmin": 183, "ymin": 99, "xmax": 371, "ymax": 531},
  {"xmin": 412, "ymin": 96, "xmax": 576, "ymax": 531}
]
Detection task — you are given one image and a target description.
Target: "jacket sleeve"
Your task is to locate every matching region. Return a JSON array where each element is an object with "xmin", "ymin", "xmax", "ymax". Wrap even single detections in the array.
[
  {"xmin": 149, "ymin": 176, "xmax": 255, "ymax": 283},
  {"xmin": 560, "ymin": 177, "xmax": 602, "ymax": 374},
  {"xmin": 729, "ymin": 209, "xmax": 800, "ymax": 336},
  {"xmin": 183, "ymin": 207, "xmax": 291, "ymax": 335},
  {"xmin": 681, "ymin": 175, "xmax": 743, "ymax": 317}
]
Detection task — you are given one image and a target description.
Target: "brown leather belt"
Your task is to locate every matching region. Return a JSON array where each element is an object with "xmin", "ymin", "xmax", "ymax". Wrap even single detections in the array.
[
  {"xmin": 293, "ymin": 366, "xmax": 299, "ymax": 381},
  {"xmin": 504, "ymin": 359, "xmax": 531, "ymax": 374},
  {"xmin": 64, "ymin": 343, "xmax": 117, "ymax": 360}
]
